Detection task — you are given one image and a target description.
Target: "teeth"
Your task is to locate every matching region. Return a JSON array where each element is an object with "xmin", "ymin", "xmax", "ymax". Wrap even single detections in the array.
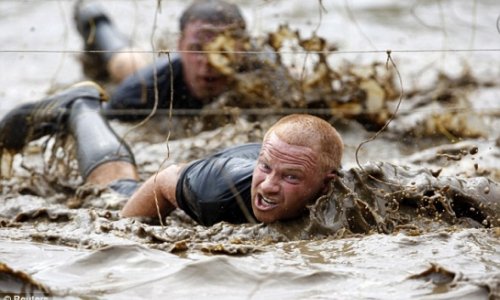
[{"xmin": 262, "ymin": 196, "xmax": 276, "ymax": 205}]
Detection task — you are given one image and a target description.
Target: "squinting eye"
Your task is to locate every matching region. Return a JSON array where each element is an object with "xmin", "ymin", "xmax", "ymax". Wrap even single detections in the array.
[
  {"xmin": 259, "ymin": 162, "xmax": 271, "ymax": 172},
  {"xmin": 284, "ymin": 174, "xmax": 300, "ymax": 182}
]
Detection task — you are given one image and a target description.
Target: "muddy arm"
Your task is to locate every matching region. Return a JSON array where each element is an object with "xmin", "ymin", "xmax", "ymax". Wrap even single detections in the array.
[{"xmin": 120, "ymin": 164, "xmax": 186, "ymax": 219}]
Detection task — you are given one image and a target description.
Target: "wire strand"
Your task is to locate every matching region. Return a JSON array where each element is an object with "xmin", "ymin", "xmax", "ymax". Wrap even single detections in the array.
[{"xmin": 1, "ymin": 48, "xmax": 500, "ymax": 55}]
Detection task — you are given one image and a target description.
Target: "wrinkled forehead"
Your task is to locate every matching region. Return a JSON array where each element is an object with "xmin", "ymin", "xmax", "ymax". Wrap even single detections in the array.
[
  {"xmin": 260, "ymin": 133, "xmax": 320, "ymax": 169},
  {"xmin": 266, "ymin": 123, "xmax": 323, "ymax": 153}
]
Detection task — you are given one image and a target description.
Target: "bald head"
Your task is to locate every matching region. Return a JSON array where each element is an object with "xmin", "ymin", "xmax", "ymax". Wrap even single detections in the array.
[{"xmin": 263, "ymin": 114, "xmax": 343, "ymax": 173}]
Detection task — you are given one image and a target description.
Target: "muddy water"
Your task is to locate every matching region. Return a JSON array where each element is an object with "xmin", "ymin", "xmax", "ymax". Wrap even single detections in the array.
[{"xmin": 0, "ymin": 0, "xmax": 499, "ymax": 299}]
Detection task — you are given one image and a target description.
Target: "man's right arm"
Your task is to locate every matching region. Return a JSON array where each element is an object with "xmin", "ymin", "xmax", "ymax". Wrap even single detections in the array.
[{"xmin": 120, "ymin": 163, "xmax": 187, "ymax": 219}]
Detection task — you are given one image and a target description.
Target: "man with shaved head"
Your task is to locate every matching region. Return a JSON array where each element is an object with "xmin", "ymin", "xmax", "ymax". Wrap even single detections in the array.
[{"xmin": 121, "ymin": 113, "xmax": 343, "ymax": 224}]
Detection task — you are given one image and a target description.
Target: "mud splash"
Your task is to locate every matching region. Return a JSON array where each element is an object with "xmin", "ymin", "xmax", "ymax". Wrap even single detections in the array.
[{"xmin": 306, "ymin": 162, "xmax": 499, "ymax": 237}]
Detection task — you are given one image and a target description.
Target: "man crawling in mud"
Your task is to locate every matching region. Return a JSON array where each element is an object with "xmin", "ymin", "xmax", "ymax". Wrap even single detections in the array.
[
  {"xmin": 74, "ymin": 0, "xmax": 249, "ymax": 121},
  {"xmin": 0, "ymin": 82, "xmax": 343, "ymax": 225}
]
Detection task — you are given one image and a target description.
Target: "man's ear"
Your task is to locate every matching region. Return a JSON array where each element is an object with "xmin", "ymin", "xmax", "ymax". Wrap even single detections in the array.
[{"xmin": 321, "ymin": 172, "xmax": 337, "ymax": 193}]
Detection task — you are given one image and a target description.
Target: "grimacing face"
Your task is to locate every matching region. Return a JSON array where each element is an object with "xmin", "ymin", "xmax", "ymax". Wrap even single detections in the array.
[
  {"xmin": 178, "ymin": 20, "xmax": 231, "ymax": 101},
  {"xmin": 250, "ymin": 133, "xmax": 333, "ymax": 223}
]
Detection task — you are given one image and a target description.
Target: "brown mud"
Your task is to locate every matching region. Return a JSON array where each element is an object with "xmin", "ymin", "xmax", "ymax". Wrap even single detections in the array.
[{"xmin": 0, "ymin": 0, "xmax": 499, "ymax": 299}]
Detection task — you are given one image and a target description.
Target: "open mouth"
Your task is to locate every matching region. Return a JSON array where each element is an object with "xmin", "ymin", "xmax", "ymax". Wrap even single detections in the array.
[{"xmin": 255, "ymin": 194, "xmax": 278, "ymax": 211}]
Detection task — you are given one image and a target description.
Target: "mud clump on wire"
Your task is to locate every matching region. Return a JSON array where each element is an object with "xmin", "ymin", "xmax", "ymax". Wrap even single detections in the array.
[
  {"xmin": 202, "ymin": 24, "xmax": 490, "ymax": 141},
  {"xmin": 203, "ymin": 24, "xmax": 400, "ymax": 131}
]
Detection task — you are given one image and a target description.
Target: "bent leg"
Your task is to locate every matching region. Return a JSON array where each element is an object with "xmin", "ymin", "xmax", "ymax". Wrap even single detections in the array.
[
  {"xmin": 81, "ymin": 106, "xmax": 188, "ymax": 219},
  {"xmin": 74, "ymin": 3, "xmax": 149, "ymax": 82},
  {"xmin": 68, "ymin": 98, "xmax": 138, "ymax": 183}
]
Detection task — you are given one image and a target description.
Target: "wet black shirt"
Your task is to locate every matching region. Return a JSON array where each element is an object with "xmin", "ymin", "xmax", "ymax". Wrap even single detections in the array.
[
  {"xmin": 104, "ymin": 57, "xmax": 204, "ymax": 121},
  {"xmin": 175, "ymin": 143, "xmax": 261, "ymax": 226}
]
